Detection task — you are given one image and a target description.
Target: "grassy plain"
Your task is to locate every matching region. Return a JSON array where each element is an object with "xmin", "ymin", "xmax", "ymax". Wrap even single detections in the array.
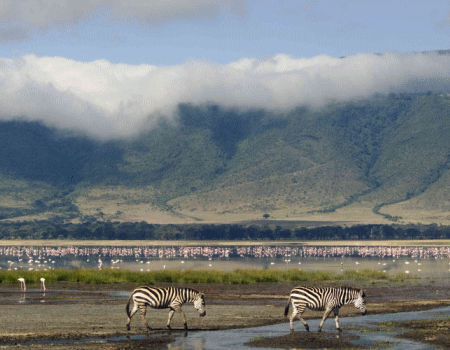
[
  {"xmin": 73, "ymin": 186, "xmax": 450, "ymax": 226},
  {"xmin": 8, "ymin": 183, "xmax": 450, "ymax": 225}
]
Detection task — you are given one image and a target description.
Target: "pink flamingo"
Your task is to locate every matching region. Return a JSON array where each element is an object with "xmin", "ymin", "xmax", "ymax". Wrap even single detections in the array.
[
  {"xmin": 40, "ymin": 278, "xmax": 46, "ymax": 292},
  {"xmin": 18, "ymin": 278, "xmax": 26, "ymax": 292}
]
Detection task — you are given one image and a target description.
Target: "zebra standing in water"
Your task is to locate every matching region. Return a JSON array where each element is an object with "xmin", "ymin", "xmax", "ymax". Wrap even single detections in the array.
[
  {"xmin": 284, "ymin": 286, "xmax": 366, "ymax": 332},
  {"xmin": 126, "ymin": 286, "xmax": 206, "ymax": 331}
]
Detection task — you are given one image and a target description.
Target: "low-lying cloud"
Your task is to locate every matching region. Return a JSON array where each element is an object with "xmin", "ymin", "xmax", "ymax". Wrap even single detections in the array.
[
  {"xmin": 0, "ymin": 0, "xmax": 246, "ymax": 43},
  {"xmin": 0, "ymin": 51, "xmax": 449, "ymax": 138}
]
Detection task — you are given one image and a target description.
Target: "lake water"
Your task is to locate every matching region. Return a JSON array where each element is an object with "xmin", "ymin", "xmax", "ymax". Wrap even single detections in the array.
[
  {"xmin": 1, "ymin": 244, "xmax": 450, "ymax": 278},
  {"xmin": 166, "ymin": 306, "xmax": 450, "ymax": 350}
]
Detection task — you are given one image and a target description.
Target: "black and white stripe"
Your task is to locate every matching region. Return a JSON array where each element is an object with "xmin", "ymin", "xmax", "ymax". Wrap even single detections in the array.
[
  {"xmin": 126, "ymin": 286, "xmax": 206, "ymax": 331},
  {"xmin": 284, "ymin": 286, "xmax": 367, "ymax": 332}
]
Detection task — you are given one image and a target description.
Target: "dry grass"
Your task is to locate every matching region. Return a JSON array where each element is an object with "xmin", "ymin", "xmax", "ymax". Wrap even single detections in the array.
[
  {"xmin": 74, "ymin": 187, "xmax": 392, "ymax": 225},
  {"xmin": 8, "ymin": 182, "xmax": 450, "ymax": 226},
  {"xmin": 380, "ymin": 203, "xmax": 450, "ymax": 225}
]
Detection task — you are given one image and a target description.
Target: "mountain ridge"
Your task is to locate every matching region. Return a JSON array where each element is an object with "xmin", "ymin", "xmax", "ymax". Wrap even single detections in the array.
[{"xmin": 1, "ymin": 92, "xmax": 450, "ymax": 225}]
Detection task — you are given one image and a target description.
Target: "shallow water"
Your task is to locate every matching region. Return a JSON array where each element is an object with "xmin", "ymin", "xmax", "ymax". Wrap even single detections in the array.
[
  {"xmin": 166, "ymin": 306, "xmax": 450, "ymax": 350},
  {"xmin": 2, "ymin": 244, "xmax": 450, "ymax": 278},
  {"xmin": 0, "ymin": 289, "xmax": 121, "ymax": 305}
]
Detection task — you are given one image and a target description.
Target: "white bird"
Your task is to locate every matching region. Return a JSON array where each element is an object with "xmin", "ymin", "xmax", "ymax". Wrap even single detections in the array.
[
  {"xmin": 40, "ymin": 278, "xmax": 46, "ymax": 292},
  {"xmin": 18, "ymin": 278, "xmax": 26, "ymax": 292}
]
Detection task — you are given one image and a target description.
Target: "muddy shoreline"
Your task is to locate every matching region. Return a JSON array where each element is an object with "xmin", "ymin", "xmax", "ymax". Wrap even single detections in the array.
[{"xmin": 1, "ymin": 280, "xmax": 450, "ymax": 349}]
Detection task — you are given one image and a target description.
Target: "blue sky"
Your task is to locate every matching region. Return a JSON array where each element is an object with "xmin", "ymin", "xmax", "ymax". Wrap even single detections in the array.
[
  {"xmin": 1, "ymin": 0, "xmax": 449, "ymax": 65},
  {"xmin": 0, "ymin": 0, "xmax": 449, "ymax": 138}
]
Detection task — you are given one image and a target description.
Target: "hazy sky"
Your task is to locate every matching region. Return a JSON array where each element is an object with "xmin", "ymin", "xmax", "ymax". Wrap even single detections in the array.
[{"xmin": 0, "ymin": 0, "xmax": 449, "ymax": 138}]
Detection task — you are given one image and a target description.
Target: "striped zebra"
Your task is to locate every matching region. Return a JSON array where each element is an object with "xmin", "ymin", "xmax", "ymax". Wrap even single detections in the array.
[
  {"xmin": 284, "ymin": 286, "xmax": 366, "ymax": 332},
  {"xmin": 126, "ymin": 286, "xmax": 206, "ymax": 331}
]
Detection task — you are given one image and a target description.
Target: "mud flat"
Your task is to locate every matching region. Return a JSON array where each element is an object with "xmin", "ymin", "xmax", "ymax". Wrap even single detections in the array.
[{"xmin": 0, "ymin": 281, "xmax": 449, "ymax": 349}]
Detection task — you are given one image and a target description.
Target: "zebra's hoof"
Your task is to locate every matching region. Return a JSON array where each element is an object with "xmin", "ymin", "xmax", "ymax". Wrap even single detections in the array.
[
  {"xmin": 337, "ymin": 328, "xmax": 342, "ymax": 333},
  {"xmin": 317, "ymin": 329, "xmax": 322, "ymax": 333},
  {"xmin": 126, "ymin": 326, "xmax": 130, "ymax": 331}
]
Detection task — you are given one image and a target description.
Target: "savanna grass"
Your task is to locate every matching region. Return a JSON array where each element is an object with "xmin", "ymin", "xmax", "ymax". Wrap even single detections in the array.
[{"xmin": 0, "ymin": 268, "xmax": 408, "ymax": 286}]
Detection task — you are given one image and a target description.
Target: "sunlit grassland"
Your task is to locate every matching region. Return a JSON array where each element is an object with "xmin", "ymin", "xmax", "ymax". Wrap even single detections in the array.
[
  {"xmin": 0, "ymin": 239, "xmax": 450, "ymax": 247},
  {"xmin": 0, "ymin": 268, "xmax": 413, "ymax": 285}
]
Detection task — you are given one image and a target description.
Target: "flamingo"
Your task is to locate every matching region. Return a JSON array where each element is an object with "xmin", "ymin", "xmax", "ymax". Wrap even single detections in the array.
[
  {"xmin": 40, "ymin": 278, "xmax": 46, "ymax": 292},
  {"xmin": 18, "ymin": 278, "xmax": 26, "ymax": 292}
]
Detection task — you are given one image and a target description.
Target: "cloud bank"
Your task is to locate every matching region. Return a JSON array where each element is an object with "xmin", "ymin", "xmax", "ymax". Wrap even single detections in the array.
[
  {"xmin": 0, "ymin": 0, "xmax": 246, "ymax": 43},
  {"xmin": 0, "ymin": 52, "xmax": 449, "ymax": 138}
]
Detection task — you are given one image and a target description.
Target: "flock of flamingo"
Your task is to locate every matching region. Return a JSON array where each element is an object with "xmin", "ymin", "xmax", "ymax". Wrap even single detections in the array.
[
  {"xmin": 1, "ymin": 245, "xmax": 450, "ymax": 262},
  {"xmin": 4, "ymin": 245, "xmax": 450, "ymax": 290}
]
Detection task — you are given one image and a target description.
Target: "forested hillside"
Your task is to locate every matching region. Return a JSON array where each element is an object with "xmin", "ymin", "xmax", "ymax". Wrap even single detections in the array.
[{"xmin": 1, "ymin": 92, "xmax": 450, "ymax": 226}]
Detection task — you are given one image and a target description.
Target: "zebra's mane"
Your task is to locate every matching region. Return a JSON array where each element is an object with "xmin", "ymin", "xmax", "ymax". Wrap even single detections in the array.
[
  {"xmin": 338, "ymin": 286, "xmax": 364, "ymax": 300},
  {"xmin": 339, "ymin": 286, "xmax": 362, "ymax": 292},
  {"xmin": 180, "ymin": 288, "xmax": 202, "ymax": 301},
  {"xmin": 182, "ymin": 288, "xmax": 200, "ymax": 295}
]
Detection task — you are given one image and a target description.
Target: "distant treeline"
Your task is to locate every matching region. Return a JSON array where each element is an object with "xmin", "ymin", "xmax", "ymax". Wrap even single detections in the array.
[{"xmin": 0, "ymin": 220, "xmax": 449, "ymax": 241}]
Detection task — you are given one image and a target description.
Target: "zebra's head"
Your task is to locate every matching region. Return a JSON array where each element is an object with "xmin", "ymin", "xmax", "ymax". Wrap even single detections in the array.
[
  {"xmin": 193, "ymin": 292, "xmax": 206, "ymax": 317},
  {"xmin": 354, "ymin": 289, "xmax": 367, "ymax": 315}
]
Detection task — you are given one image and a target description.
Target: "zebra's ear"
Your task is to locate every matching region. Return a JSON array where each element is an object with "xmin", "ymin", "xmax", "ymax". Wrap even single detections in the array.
[{"xmin": 201, "ymin": 293, "xmax": 205, "ymax": 299}]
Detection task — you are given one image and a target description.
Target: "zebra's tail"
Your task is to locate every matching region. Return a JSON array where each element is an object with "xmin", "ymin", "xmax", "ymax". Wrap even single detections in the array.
[
  {"xmin": 284, "ymin": 296, "xmax": 291, "ymax": 317},
  {"xmin": 125, "ymin": 292, "xmax": 134, "ymax": 318}
]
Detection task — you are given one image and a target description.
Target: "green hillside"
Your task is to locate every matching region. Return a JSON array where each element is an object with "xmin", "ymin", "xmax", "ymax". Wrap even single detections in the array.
[{"xmin": 1, "ymin": 92, "xmax": 450, "ymax": 224}]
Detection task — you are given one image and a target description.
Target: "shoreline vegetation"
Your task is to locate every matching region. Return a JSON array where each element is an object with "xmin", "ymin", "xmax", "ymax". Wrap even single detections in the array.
[
  {"xmin": 0, "ymin": 268, "xmax": 413, "ymax": 285},
  {"xmin": 2, "ymin": 221, "xmax": 450, "ymax": 241}
]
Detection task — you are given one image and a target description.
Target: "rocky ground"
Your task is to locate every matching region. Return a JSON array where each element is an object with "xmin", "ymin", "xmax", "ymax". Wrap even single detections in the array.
[{"xmin": 0, "ymin": 280, "xmax": 449, "ymax": 349}]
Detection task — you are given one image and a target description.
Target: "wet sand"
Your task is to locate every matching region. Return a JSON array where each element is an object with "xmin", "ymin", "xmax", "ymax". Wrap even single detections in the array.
[{"xmin": 0, "ymin": 281, "xmax": 450, "ymax": 349}]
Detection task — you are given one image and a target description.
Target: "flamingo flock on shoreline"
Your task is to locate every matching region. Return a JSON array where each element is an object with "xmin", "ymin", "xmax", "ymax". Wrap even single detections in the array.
[
  {"xmin": 0, "ymin": 245, "xmax": 449, "ymax": 260},
  {"xmin": 0, "ymin": 245, "xmax": 449, "ymax": 274}
]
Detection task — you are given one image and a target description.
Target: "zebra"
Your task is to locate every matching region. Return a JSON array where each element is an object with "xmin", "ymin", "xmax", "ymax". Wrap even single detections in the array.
[
  {"xmin": 125, "ymin": 286, "xmax": 206, "ymax": 331},
  {"xmin": 284, "ymin": 286, "xmax": 366, "ymax": 332}
]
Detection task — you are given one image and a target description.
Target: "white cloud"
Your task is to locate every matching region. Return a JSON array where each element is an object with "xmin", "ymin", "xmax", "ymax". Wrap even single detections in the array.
[
  {"xmin": 0, "ymin": 0, "xmax": 246, "ymax": 43},
  {"xmin": 0, "ymin": 51, "xmax": 449, "ymax": 138}
]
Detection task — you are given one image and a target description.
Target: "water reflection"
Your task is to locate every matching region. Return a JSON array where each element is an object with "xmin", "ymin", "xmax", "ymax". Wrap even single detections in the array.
[
  {"xmin": 0, "ymin": 245, "xmax": 449, "ymax": 277},
  {"xmin": 168, "ymin": 337, "xmax": 205, "ymax": 350},
  {"xmin": 19, "ymin": 292, "xmax": 26, "ymax": 304}
]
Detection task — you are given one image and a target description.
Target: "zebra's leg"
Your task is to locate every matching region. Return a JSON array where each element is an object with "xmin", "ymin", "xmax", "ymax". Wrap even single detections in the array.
[
  {"xmin": 333, "ymin": 309, "xmax": 342, "ymax": 332},
  {"xmin": 290, "ymin": 305, "xmax": 309, "ymax": 332},
  {"xmin": 298, "ymin": 312, "xmax": 310, "ymax": 332},
  {"xmin": 167, "ymin": 307, "xmax": 188, "ymax": 330},
  {"xmin": 126, "ymin": 302, "xmax": 139, "ymax": 331},
  {"xmin": 177, "ymin": 308, "xmax": 188, "ymax": 330},
  {"xmin": 318, "ymin": 307, "xmax": 333, "ymax": 332},
  {"xmin": 288, "ymin": 304, "xmax": 298, "ymax": 331},
  {"xmin": 167, "ymin": 309, "xmax": 175, "ymax": 330},
  {"xmin": 139, "ymin": 305, "xmax": 152, "ymax": 330}
]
